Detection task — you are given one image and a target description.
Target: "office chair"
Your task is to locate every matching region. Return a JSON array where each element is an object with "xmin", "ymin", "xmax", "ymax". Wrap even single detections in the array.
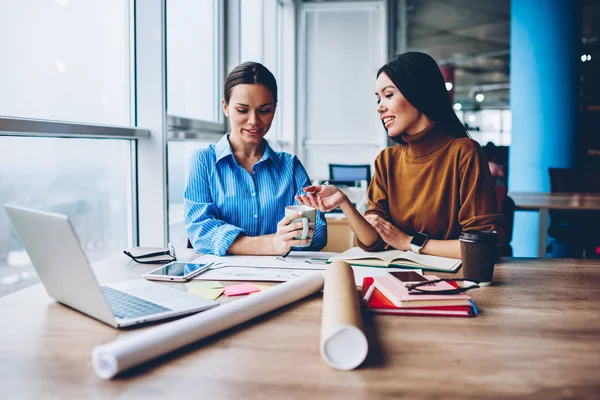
[{"xmin": 328, "ymin": 164, "xmax": 372, "ymax": 184}]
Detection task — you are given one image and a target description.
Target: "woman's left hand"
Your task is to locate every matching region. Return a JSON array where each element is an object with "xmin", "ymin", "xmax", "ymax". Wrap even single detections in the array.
[{"xmin": 365, "ymin": 214, "xmax": 411, "ymax": 251}]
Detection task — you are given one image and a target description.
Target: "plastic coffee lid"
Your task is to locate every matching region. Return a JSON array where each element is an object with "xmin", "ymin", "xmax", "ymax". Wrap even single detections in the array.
[{"xmin": 459, "ymin": 230, "xmax": 498, "ymax": 245}]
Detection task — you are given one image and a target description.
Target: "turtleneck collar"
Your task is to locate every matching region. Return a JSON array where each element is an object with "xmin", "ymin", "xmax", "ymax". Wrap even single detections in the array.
[{"xmin": 401, "ymin": 122, "xmax": 452, "ymax": 158}]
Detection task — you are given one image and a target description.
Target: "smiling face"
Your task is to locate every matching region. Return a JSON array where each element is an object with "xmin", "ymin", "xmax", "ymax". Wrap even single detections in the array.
[
  {"xmin": 222, "ymin": 83, "xmax": 276, "ymax": 145},
  {"xmin": 375, "ymin": 72, "xmax": 429, "ymax": 137}
]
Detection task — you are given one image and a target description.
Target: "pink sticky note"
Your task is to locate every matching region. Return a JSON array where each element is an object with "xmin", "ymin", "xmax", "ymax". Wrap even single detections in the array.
[{"xmin": 224, "ymin": 283, "xmax": 261, "ymax": 297}]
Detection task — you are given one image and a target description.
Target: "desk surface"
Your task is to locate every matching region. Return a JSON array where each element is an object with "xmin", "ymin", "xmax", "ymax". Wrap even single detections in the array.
[
  {"xmin": 1, "ymin": 251, "xmax": 600, "ymax": 399},
  {"xmin": 510, "ymin": 191, "xmax": 600, "ymax": 210}
]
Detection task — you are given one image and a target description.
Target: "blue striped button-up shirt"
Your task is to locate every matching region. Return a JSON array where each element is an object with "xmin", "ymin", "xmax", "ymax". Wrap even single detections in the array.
[{"xmin": 184, "ymin": 135, "xmax": 327, "ymax": 256}]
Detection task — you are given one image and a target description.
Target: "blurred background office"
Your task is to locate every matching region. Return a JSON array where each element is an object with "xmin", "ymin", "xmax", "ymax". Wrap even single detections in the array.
[{"xmin": 1, "ymin": 0, "xmax": 599, "ymax": 296}]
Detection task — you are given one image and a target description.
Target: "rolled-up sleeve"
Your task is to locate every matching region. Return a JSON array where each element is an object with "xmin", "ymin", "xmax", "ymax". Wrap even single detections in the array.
[
  {"xmin": 184, "ymin": 151, "xmax": 244, "ymax": 256},
  {"xmin": 292, "ymin": 156, "xmax": 327, "ymax": 251}
]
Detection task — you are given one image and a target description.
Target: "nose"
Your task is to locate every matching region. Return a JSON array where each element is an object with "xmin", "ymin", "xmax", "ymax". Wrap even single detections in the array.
[
  {"xmin": 377, "ymin": 102, "xmax": 386, "ymax": 114},
  {"xmin": 247, "ymin": 110, "xmax": 259, "ymax": 125}
]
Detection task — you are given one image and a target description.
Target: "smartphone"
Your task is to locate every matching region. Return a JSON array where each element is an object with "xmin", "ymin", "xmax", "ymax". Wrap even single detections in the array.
[
  {"xmin": 142, "ymin": 261, "xmax": 211, "ymax": 282},
  {"xmin": 388, "ymin": 271, "xmax": 428, "ymax": 284}
]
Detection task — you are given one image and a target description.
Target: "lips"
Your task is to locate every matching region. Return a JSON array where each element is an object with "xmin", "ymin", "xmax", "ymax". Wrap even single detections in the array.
[
  {"xmin": 244, "ymin": 128, "xmax": 262, "ymax": 136},
  {"xmin": 382, "ymin": 116, "xmax": 395, "ymax": 128}
]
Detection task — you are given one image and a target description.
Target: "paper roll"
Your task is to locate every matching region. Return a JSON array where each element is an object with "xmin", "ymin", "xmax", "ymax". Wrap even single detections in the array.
[
  {"xmin": 92, "ymin": 271, "xmax": 324, "ymax": 379},
  {"xmin": 320, "ymin": 261, "xmax": 368, "ymax": 370}
]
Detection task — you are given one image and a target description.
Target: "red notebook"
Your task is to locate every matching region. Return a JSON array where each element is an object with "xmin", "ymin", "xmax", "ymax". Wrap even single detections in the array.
[{"xmin": 361, "ymin": 277, "xmax": 476, "ymax": 317}]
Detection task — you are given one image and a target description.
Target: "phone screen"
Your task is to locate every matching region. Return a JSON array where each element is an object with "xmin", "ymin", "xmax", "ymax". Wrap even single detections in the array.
[
  {"xmin": 146, "ymin": 262, "xmax": 208, "ymax": 278},
  {"xmin": 388, "ymin": 271, "xmax": 428, "ymax": 283}
]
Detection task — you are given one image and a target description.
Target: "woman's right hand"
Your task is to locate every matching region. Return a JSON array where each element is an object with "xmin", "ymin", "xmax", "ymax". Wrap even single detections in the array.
[
  {"xmin": 271, "ymin": 212, "xmax": 313, "ymax": 254},
  {"xmin": 295, "ymin": 185, "xmax": 348, "ymax": 212}
]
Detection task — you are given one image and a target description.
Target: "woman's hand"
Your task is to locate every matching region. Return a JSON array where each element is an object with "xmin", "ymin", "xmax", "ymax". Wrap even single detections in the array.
[
  {"xmin": 271, "ymin": 212, "xmax": 314, "ymax": 254},
  {"xmin": 365, "ymin": 214, "xmax": 411, "ymax": 251},
  {"xmin": 295, "ymin": 185, "xmax": 348, "ymax": 212}
]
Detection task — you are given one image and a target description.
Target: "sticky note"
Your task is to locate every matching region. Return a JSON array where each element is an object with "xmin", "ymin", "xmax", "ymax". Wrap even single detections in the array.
[
  {"xmin": 249, "ymin": 283, "xmax": 274, "ymax": 294},
  {"xmin": 224, "ymin": 283, "xmax": 261, "ymax": 297},
  {"xmin": 187, "ymin": 287, "xmax": 224, "ymax": 301},
  {"xmin": 186, "ymin": 281, "xmax": 224, "ymax": 290}
]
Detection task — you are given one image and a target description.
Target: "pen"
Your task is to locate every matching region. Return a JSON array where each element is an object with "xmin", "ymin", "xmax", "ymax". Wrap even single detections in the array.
[{"xmin": 362, "ymin": 284, "xmax": 375, "ymax": 303}]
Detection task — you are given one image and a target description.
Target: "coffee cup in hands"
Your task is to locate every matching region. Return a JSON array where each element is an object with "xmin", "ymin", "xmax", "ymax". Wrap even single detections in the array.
[{"xmin": 285, "ymin": 205, "xmax": 317, "ymax": 247}]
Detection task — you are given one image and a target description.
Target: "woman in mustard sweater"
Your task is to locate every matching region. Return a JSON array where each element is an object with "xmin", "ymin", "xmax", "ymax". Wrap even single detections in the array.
[{"xmin": 296, "ymin": 52, "xmax": 505, "ymax": 259}]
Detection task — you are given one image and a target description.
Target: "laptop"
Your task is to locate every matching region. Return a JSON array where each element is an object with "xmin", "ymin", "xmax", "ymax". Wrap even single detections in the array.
[{"xmin": 4, "ymin": 205, "xmax": 218, "ymax": 328}]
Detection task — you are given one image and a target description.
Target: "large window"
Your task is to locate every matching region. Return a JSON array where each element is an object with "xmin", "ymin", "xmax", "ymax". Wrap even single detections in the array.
[
  {"xmin": 0, "ymin": 0, "xmax": 131, "ymax": 125},
  {"xmin": 167, "ymin": 0, "xmax": 224, "ymax": 125},
  {"xmin": 0, "ymin": 137, "xmax": 133, "ymax": 296},
  {"xmin": 0, "ymin": 0, "xmax": 139, "ymax": 297}
]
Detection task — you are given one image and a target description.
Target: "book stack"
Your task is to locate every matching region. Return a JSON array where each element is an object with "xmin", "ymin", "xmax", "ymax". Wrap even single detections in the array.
[{"xmin": 361, "ymin": 274, "xmax": 477, "ymax": 317}]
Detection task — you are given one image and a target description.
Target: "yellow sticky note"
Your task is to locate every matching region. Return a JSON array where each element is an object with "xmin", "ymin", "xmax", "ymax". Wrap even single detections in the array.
[
  {"xmin": 185, "ymin": 281, "xmax": 224, "ymax": 290},
  {"xmin": 187, "ymin": 287, "xmax": 224, "ymax": 301}
]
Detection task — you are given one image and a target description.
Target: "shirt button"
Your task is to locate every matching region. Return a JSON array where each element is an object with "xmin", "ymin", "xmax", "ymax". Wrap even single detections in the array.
[
  {"xmin": 252, "ymin": 193, "xmax": 256, "ymax": 196},
  {"xmin": 252, "ymin": 171, "xmax": 256, "ymax": 175},
  {"xmin": 254, "ymin": 214, "xmax": 258, "ymax": 218}
]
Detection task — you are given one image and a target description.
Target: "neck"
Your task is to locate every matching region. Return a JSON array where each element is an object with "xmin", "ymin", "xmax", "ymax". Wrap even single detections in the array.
[
  {"xmin": 228, "ymin": 132, "xmax": 265, "ymax": 159},
  {"xmin": 402, "ymin": 122, "xmax": 453, "ymax": 158},
  {"xmin": 405, "ymin": 114, "xmax": 433, "ymax": 135}
]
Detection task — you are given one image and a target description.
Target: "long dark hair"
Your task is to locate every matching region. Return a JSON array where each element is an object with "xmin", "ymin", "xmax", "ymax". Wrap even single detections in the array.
[
  {"xmin": 224, "ymin": 62, "xmax": 278, "ymax": 105},
  {"xmin": 377, "ymin": 52, "xmax": 469, "ymax": 143}
]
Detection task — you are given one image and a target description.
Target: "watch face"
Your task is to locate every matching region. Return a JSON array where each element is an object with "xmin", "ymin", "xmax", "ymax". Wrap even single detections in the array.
[{"xmin": 411, "ymin": 232, "xmax": 428, "ymax": 247}]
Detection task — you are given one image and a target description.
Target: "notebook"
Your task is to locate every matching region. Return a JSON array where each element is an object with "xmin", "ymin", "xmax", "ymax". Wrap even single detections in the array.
[
  {"xmin": 370, "ymin": 274, "xmax": 472, "ymax": 308},
  {"xmin": 361, "ymin": 277, "xmax": 476, "ymax": 317},
  {"xmin": 329, "ymin": 247, "xmax": 462, "ymax": 272}
]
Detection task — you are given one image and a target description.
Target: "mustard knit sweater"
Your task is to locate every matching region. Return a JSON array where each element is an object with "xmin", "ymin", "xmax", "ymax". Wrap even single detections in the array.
[{"xmin": 359, "ymin": 123, "xmax": 506, "ymax": 251}]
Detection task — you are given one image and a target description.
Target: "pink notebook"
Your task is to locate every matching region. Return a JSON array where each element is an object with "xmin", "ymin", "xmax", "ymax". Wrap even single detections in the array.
[{"xmin": 372, "ymin": 274, "xmax": 472, "ymax": 308}]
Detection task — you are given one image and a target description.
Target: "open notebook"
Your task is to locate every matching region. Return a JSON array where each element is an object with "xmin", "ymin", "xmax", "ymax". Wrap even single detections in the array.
[{"xmin": 329, "ymin": 247, "xmax": 462, "ymax": 272}]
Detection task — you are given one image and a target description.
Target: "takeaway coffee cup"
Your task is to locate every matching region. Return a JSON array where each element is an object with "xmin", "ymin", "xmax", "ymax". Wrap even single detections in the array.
[
  {"xmin": 459, "ymin": 230, "xmax": 498, "ymax": 287},
  {"xmin": 284, "ymin": 205, "xmax": 316, "ymax": 247}
]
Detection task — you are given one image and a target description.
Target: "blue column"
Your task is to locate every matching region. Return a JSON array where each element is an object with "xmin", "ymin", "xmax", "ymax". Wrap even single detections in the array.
[{"xmin": 509, "ymin": 0, "xmax": 581, "ymax": 257}]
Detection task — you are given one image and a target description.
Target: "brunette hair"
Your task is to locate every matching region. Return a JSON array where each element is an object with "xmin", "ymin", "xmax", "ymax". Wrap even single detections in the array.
[{"xmin": 224, "ymin": 62, "xmax": 278, "ymax": 105}]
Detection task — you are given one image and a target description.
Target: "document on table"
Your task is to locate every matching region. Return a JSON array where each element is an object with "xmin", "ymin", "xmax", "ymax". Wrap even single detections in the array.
[{"xmin": 191, "ymin": 252, "xmax": 421, "ymax": 286}]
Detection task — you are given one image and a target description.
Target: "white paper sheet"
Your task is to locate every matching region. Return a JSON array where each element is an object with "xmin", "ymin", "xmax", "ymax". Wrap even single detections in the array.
[
  {"xmin": 192, "ymin": 252, "xmax": 339, "ymax": 270},
  {"xmin": 193, "ymin": 264, "xmax": 422, "ymax": 287},
  {"xmin": 92, "ymin": 272, "xmax": 325, "ymax": 379}
]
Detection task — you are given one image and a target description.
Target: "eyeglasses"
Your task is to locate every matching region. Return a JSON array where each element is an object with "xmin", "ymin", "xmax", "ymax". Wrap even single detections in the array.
[
  {"xmin": 123, "ymin": 243, "xmax": 176, "ymax": 264},
  {"xmin": 405, "ymin": 279, "xmax": 480, "ymax": 295}
]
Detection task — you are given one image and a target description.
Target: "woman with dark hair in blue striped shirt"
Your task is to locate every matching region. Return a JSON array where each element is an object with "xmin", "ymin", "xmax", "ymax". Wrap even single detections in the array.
[{"xmin": 184, "ymin": 62, "xmax": 327, "ymax": 256}]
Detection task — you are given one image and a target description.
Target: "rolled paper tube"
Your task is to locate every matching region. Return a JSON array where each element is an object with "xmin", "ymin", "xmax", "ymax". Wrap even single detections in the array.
[
  {"xmin": 92, "ymin": 271, "xmax": 325, "ymax": 379},
  {"xmin": 320, "ymin": 261, "xmax": 368, "ymax": 370}
]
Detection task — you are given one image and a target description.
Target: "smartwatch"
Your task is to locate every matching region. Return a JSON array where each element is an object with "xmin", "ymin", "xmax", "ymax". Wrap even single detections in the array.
[{"xmin": 410, "ymin": 232, "xmax": 429, "ymax": 254}]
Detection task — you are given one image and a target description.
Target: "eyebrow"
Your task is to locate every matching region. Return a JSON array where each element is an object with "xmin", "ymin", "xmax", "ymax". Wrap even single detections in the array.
[
  {"xmin": 375, "ymin": 85, "xmax": 395, "ymax": 95},
  {"xmin": 235, "ymin": 103, "xmax": 273, "ymax": 107}
]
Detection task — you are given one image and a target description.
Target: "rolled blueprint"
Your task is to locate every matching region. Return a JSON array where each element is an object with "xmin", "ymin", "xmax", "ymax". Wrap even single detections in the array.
[
  {"xmin": 320, "ymin": 261, "xmax": 368, "ymax": 370},
  {"xmin": 92, "ymin": 271, "xmax": 325, "ymax": 379}
]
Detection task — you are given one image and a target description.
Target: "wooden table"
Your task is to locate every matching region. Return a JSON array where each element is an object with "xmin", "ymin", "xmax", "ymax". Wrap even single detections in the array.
[
  {"xmin": 510, "ymin": 192, "xmax": 600, "ymax": 257},
  {"xmin": 1, "ymin": 250, "xmax": 600, "ymax": 399}
]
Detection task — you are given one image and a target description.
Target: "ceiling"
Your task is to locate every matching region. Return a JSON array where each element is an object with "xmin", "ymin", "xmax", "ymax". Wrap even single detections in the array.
[
  {"xmin": 403, "ymin": 0, "xmax": 600, "ymax": 111},
  {"xmin": 404, "ymin": 0, "xmax": 510, "ymax": 110}
]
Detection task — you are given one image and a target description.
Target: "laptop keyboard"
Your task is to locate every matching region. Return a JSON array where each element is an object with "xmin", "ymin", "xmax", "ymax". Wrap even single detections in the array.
[{"xmin": 101, "ymin": 286, "xmax": 172, "ymax": 319}]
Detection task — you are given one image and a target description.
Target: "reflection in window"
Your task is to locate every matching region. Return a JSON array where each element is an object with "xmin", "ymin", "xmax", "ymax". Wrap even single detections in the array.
[
  {"xmin": 0, "ymin": 137, "xmax": 133, "ymax": 296},
  {"xmin": 0, "ymin": 0, "xmax": 131, "ymax": 125},
  {"xmin": 167, "ymin": 140, "xmax": 216, "ymax": 247}
]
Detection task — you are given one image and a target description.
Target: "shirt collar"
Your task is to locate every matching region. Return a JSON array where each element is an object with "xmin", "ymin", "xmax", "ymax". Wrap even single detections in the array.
[{"xmin": 215, "ymin": 134, "xmax": 281, "ymax": 168}]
